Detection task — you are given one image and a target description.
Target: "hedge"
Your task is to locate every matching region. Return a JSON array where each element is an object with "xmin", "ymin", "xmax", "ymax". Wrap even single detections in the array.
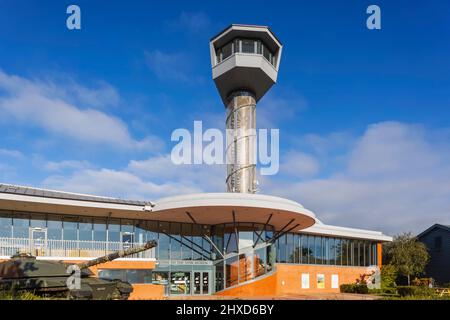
[
  {"xmin": 340, "ymin": 283, "xmax": 369, "ymax": 294},
  {"xmin": 396, "ymin": 286, "xmax": 436, "ymax": 297}
]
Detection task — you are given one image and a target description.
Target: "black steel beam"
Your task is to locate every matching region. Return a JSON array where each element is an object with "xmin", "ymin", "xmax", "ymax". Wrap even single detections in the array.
[
  {"xmin": 185, "ymin": 211, "xmax": 197, "ymax": 224},
  {"xmin": 253, "ymin": 213, "xmax": 274, "ymax": 247},
  {"xmin": 271, "ymin": 218, "xmax": 295, "ymax": 240},
  {"xmin": 161, "ymin": 232, "xmax": 209, "ymax": 260},
  {"xmin": 270, "ymin": 223, "xmax": 300, "ymax": 244}
]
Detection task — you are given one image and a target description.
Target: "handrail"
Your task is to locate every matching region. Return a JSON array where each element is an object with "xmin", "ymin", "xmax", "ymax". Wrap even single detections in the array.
[{"xmin": 0, "ymin": 237, "xmax": 156, "ymax": 259}]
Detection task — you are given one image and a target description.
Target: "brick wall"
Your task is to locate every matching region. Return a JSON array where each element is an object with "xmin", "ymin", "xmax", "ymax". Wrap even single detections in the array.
[{"xmin": 217, "ymin": 263, "xmax": 376, "ymax": 296}]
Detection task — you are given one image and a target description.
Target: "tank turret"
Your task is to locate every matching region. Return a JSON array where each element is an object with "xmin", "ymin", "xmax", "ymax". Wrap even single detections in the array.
[{"xmin": 0, "ymin": 240, "xmax": 158, "ymax": 300}]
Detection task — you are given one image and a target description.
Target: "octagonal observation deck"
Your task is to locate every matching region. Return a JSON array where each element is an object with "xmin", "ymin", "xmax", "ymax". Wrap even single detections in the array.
[{"xmin": 210, "ymin": 24, "xmax": 283, "ymax": 104}]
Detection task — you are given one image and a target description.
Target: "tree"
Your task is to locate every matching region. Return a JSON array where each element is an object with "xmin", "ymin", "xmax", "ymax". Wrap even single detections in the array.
[
  {"xmin": 383, "ymin": 233, "xmax": 429, "ymax": 286},
  {"xmin": 380, "ymin": 264, "xmax": 397, "ymax": 288}
]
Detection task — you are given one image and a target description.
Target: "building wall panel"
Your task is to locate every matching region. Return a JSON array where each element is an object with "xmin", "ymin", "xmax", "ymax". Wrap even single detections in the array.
[{"xmin": 216, "ymin": 263, "xmax": 375, "ymax": 297}]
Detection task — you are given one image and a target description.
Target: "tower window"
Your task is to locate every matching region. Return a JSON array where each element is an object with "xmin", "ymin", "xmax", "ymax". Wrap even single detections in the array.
[
  {"xmin": 241, "ymin": 39, "xmax": 255, "ymax": 54},
  {"xmin": 215, "ymin": 38, "xmax": 277, "ymax": 66},
  {"xmin": 221, "ymin": 42, "xmax": 233, "ymax": 60}
]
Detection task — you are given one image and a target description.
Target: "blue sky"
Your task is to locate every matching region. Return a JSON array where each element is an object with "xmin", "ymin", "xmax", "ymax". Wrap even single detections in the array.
[{"xmin": 0, "ymin": 0, "xmax": 449, "ymax": 234}]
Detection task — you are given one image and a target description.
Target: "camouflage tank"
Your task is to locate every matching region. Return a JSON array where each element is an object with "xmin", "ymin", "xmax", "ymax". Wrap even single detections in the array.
[{"xmin": 0, "ymin": 240, "xmax": 157, "ymax": 300}]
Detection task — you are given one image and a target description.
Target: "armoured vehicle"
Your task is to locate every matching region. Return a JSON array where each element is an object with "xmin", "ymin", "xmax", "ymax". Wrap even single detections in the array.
[{"xmin": 0, "ymin": 240, "xmax": 157, "ymax": 300}]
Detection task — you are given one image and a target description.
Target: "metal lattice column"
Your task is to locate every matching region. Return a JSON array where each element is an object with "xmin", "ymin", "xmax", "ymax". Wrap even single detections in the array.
[{"xmin": 225, "ymin": 91, "xmax": 257, "ymax": 193}]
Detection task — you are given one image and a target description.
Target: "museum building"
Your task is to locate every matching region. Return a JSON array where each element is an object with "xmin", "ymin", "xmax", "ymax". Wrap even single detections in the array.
[{"xmin": 0, "ymin": 25, "xmax": 391, "ymax": 299}]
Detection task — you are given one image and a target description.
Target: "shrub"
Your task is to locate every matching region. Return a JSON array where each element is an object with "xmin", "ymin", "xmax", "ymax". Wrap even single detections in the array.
[
  {"xmin": 396, "ymin": 286, "xmax": 415, "ymax": 297},
  {"xmin": 340, "ymin": 283, "xmax": 369, "ymax": 294},
  {"xmin": 381, "ymin": 287, "xmax": 398, "ymax": 295},
  {"xmin": 356, "ymin": 284, "xmax": 369, "ymax": 294},
  {"xmin": 340, "ymin": 284, "xmax": 354, "ymax": 293},
  {"xmin": 396, "ymin": 286, "xmax": 436, "ymax": 297},
  {"xmin": 369, "ymin": 287, "xmax": 398, "ymax": 296},
  {"xmin": 368, "ymin": 288, "xmax": 382, "ymax": 294}
]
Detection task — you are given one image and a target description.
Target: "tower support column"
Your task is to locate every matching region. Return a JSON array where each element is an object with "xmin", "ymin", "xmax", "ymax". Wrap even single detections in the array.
[{"xmin": 225, "ymin": 91, "xmax": 257, "ymax": 193}]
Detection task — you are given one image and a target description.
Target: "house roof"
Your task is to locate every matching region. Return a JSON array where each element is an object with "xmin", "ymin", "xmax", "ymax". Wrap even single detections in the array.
[
  {"xmin": 210, "ymin": 24, "xmax": 282, "ymax": 46},
  {"xmin": 417, "ymin": 223, "xmax": 450, "ymax": 238},
  {"xmin": 0, "ymin": 183, "xmax": 152, "ymax": 206}
]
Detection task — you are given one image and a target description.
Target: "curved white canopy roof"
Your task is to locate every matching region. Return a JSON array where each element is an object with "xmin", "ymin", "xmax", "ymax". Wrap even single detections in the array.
[
  {"xmin": 150, "ymin": 193, "xmax": 316, "ymax": 232},
  {"xmin": 0, "ymin": 184, "xmax": 391, "ymax": 241},
  {"xmin": 302, "ymin": 221, "xmax": 393, "ymax": 242}
]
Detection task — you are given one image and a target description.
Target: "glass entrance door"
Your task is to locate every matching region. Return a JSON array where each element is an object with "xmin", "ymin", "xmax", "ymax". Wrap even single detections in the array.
[
  {"xmin": 193, "ymin": 271, "xmax": 210, "ymax": 295},
  {"xmin": 193, "ymin": 272, "xmax": 201, "ymax": 294},
  {"xmin": 202, "ymin": 272, "xmax": 210, "ymax": 295},
  {"xmin": 170, "ymin": 272, "xmax": 191, "ymax": 295},
  {"xmin": 30, "ymin": 227, "xmax": 47, "ymax": 256}
]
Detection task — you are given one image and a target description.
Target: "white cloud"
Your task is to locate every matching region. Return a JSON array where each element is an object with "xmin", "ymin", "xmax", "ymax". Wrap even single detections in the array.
[
  {"xmin": 0, "ymin": 148, "xmax": 24, "ymax": 159},
  {"xmin": 144, "ymin": 50, "xmax": 204, "ymax": 84},
  {"xmin": 299, "ymin": 131, "xmax": 355, "ymax": 155},
  {"xmin": 42, "ymin": 168, "xmax": 200, "ymax": 200},
  {"xmin": 263, "ymin": 121, "xmax": 450, "ymax": 235},
  {"xmin": 42, "ymin": 166, "xmax": 222, "ymax": 201},
  {"xmin": 61, "ymin": 81, "xmax": 120, "ymax": 109},
  {"xmin": 0, "ymin": 70, "xmax": 163, "ymax": 151},
  {"xmin": 257, "ymin": 91, "xmax": 308, "ymax": 129},
  {"xmin": 128, "ymin": 154, "xmax": 225, "ymax": 191},
  {"xmin": 165, "ymin": 12, "xmax": 211, "ymax": 34},
  {"xmin": 279, "ymin": 151, "xmax": 320, "ymax": 178},
  {"xmin": 42, "ymin": 154, "xmax": 226, "ymax": 200},
  {"xmin": 44, "ymin": 160, "xmax": 91, "ymax": 172},
  {"xmin": 347, "ymin": 122, "xmax": 442, "ymax": 178}
]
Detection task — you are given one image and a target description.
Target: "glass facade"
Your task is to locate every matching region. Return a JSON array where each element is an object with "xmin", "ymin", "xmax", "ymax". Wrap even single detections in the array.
[
  {"xmin": 98, "ymin": 269, "xmax": 152, "ymax": 284},
  {"xmin": 275, "ymin": 233, "xmax": 378, "ymax": 267},
  {"xmin": 0, "ymin": 210, "xmax": 213, "ymax": 261},
  {"xmin": 0, "ymin": 209, "xmax": 379, "ymax": 293},
  {"xmin": 215, "ymin": 38, "xmax": 277, "ymax": 66},
  {"xmin": 211, "ymin": 222, "xmax": 276, "ymax": 291},
  {"xmin": 0, "ymin": 211, "xmax": 379, "ymax": 266}
]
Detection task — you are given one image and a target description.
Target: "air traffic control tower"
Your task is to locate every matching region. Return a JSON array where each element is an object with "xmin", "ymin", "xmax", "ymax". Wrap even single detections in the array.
[{"xmin": 210, "ymin": 24, "xmax": 283, "ymax": 194}]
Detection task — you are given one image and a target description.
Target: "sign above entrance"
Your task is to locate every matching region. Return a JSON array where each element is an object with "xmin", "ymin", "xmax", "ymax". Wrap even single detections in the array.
[{"xmin": 157, "ymin": 260, "xmax": 213, "ymax": 266}]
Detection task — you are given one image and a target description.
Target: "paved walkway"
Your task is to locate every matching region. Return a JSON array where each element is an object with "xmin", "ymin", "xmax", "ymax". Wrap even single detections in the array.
[{"xmin": 165, "ymin": 293, "xmax": 380, "ymax": 300}]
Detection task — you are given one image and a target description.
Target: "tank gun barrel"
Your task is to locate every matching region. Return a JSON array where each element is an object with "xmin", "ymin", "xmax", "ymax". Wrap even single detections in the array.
[{"xmin": 76, "ymin": 240, "xmax": 157, "ymax": 270}]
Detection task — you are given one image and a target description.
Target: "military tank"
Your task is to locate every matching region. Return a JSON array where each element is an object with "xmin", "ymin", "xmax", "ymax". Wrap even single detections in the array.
[{"xmin": 0, "ymin": 240, "xmax": 157, "ymax": 300}]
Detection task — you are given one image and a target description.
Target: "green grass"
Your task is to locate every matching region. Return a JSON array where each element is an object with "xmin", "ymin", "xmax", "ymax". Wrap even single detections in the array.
[
  {"xmin": 382, "ymin": 295, "xmax": 450, "ymax": 300},
  {"xmin": 368, "ymin": 286, "xmax": 450, "ymax": 300},
  {"xmin": 0, "ymin": 291, "xmax": 47, "ymax": 300}
]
